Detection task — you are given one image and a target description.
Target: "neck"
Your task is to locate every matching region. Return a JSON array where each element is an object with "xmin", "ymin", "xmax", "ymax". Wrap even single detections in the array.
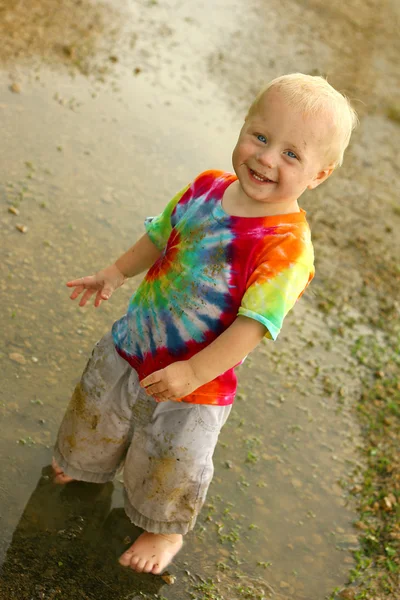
[{"xmin": 224, "ymin": 181, "xmax": 300, "ymax": 218}]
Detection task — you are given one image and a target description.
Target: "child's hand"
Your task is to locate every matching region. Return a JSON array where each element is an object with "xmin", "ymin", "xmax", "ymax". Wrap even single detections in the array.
[
  {"xmin": 140, "ymin": 362, "xmax": 203, "ymax": 402},
  {"xmin": 66, "ymin": 264, "xmax": 126, "ymax": 307}
]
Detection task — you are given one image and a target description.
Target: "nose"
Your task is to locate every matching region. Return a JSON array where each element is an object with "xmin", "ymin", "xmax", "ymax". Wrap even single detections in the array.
[{"xmin": 256, "ymin": 148, "xmax": 275, "ymax": 168}]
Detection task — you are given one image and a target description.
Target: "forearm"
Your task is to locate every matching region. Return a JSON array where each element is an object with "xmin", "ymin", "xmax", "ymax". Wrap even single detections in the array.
[
  {"xmin": 188, "ymin": 316, "xmax": 267, "ymax": 385},
  {"xmin": 115, "ymin": 233, "xmax": 162, "ymax": 278}
]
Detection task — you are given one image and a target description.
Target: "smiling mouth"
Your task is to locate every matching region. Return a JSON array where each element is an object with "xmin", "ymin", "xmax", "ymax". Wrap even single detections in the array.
[{"xmin": 248, "ymin": 167, "xmax": 275, "ymax": 183}]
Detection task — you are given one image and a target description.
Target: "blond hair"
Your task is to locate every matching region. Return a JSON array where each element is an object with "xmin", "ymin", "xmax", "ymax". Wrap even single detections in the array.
[{"xmin": 248, "ymin": 73, "xmax": 359, "ymax": 168}]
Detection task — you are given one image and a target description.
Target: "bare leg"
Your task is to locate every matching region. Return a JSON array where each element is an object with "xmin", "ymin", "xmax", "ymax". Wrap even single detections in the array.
[
  {"xmin": 119, "ymin": 532, "xmax": 183, "ymax": 574},
  {"xmin": 51, "ymin": 457, "xmax": 75, "ymax": 484}
]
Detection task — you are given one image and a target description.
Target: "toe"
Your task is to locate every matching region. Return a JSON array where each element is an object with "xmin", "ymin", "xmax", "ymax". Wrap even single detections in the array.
[
  {"xmin": 51, "ymin": 457, "xmax": 63, "ymax": 475},
  {"xmin": 152, "ymin": 562, "xmax": 162, "ymax": 575},
  {"xmin": 134, "ymin": 558, "xmax": 147, "ymax": 573},
  {"xmin": 54, "ymin": 473, "xmax": 74, "ymax": 484},
  {"xmin": 130, "ymin": 554, "xmax": 140, "ymax": 569},
  {"xmin": 52, "ymin": 458, "xmax": 74, "ymax": 484},
  {"xmin": 119, "ymin": 551, "xmax": 134, "ymax": 567},
  {"xmin": 143, "ymin": 560, "xmax": 154, "ymax": 574}
]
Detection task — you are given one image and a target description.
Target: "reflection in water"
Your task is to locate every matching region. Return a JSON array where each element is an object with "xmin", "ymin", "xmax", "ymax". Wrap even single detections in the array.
[{"xmin": 0, "ymin": 466, "xmax": 164, "ymax": 599}]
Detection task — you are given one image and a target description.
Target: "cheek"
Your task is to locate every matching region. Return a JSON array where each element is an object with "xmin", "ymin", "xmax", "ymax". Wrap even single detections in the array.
[
  {"xmin": 232, "ymin": 144, "xmax": 245, "ymax": 167},
  {"xmin": 233, "ymin": 140, "xmax": 253, "ymax": 161},
  {"xmin": 281, "ymin": 163, "xmax": 306, "ymax": 182}
]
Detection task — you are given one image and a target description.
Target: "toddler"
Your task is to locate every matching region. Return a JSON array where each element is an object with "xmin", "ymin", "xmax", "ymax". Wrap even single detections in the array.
[{"xmin": 53, "ymin": 73, "xmax": 358, "ymax": 575}]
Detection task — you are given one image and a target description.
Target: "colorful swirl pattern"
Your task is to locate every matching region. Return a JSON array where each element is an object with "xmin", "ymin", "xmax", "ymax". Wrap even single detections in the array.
[{"xmin": 112, "ymin": 170, "xmax": 314, "ymax": 405}]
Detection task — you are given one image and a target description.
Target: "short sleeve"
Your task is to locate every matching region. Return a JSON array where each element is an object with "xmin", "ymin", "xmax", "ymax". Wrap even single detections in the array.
[
  {"xmin": 144, "ymin": 184, "xmax": 190, "ymax": 250},
  {"xmin": 238, "ymin": 261, "xmax": 314, "ymax": 340}
]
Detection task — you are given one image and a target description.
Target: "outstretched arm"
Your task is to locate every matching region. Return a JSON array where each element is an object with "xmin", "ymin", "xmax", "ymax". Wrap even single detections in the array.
[
  {"xmin": 114, "ymin": 232, "xmax": 162, "ymax": 278},
  {"xmin": 141, "ymin": 315, "xmax": 266, "ymax": 400},
  {"xmin": 67, "ymin": 233, "xmax": 162, "ymax": 307}
]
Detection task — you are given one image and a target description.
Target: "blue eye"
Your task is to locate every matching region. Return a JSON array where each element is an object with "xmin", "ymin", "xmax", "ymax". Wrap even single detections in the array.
[
  {"xmin": 286, "ymin": 150, "xmax": 298, "ymax": 159},
  {"xmin": 256, "ymin": 134, "xmax": 267, "ymax": 144}
]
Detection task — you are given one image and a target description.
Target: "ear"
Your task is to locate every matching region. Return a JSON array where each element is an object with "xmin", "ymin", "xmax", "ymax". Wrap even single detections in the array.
[{"xmin": 307, "ymin": 165, "xmax": 335, "ymax": 190}]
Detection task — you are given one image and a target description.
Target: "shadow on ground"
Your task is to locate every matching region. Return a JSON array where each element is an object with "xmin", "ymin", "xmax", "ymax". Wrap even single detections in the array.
[{"xmin": 0, "ymin": 466, "xmax": 165, "ymax": 600}]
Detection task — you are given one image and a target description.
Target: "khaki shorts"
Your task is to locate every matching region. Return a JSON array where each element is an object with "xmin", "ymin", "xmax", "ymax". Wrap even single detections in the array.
[{"xmin": 54, "ymin": 332, "xmax": 231, "ymax": 535}]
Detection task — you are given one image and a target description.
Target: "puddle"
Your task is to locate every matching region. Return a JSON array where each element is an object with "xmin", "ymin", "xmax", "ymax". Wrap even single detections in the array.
[{"xmin": 1, "ymin": 0, "xmax": 399, "ymax": 598}]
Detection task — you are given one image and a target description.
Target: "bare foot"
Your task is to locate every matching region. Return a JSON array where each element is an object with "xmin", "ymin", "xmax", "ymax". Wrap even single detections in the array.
[
  {"xmin": 119, "ymin": 532, "xmax": 183, "ymax": 574},
  {"xmin": 52, "ymin": 457, "xmax": 75, "ymax": 484}
]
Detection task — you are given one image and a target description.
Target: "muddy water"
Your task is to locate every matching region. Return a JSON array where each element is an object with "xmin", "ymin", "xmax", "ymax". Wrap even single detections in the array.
[{"xmin": 0, "ymin": 0, "xmax": 398, "ymax": 599}]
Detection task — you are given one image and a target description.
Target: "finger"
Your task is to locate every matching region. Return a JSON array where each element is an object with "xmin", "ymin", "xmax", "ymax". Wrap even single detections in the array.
[
  {"xmin": 101, "ymin": 285, "xmax": 114, "ymax": 300},
  {"xmin": 79, "ymin": 289, "xmax": 95, "ymax": 307},
  {"xmin": 70, "ymin": 285, "xmax": 85, "ymax": 300},
  {"xmin": 153, "ymin": 391, "xmax": 170, "ymax": 402},
  {"xmin": 67, "ymin": 276, "xmax": 96, "ymax": 289},
  {"xmin": 140, "ymin": 371, "xmax": 163, "ymax": 388},
  {"xmin": 144, "ymin": 382, "xmax": 168, "ymax": 396},
  {"xmin": 94, "ymin": 290, "xmax": 105, "ymax": 308},
  {"xmin": 66, "ymin": 278, "xmax": 88, "ymax": 288},
  {"xmin": 157, "ymin": 392, "xmax": 182, "ymax": 402}
]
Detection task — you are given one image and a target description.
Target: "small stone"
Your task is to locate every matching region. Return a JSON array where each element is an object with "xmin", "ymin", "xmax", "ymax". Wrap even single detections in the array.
[
  {"xmin": 109, "ymin": 55, "xmax": 118, "ymax": 63},
  {"xmin": 133, "ymin": 67, "xmax": 142, "ymax": 75},
  {"xmin": 291, "ymin": 478, "xmax": 303, "ymax": 488},
  {"xmin": 354, "ymin": 521, "xmax": 368, "ymax": 531},
  {"xmin": 9, "ymin": 352, "xmax": 26, "ymax": 365},
  {"xmin": 8, "ymin": 206, "xmax": 19, "ymax": 215},
  {"xmin": 312, "ymin": 534, "xmax": 323, "ymax": 545},
  {"xmin": 62, "ymin": 45, "xmax": 76, "ymax": 59},
  {"xmin": 161, "ymin": 574, "xmax": 176, "ymax": 585},
  {"xmin": 279, "ymin": 581, "xmax": 290, "ymax": 589},
  {"xmin": 16, "ymin": 224, "xmax": 28, "ymax": 233},
  {"xmin": 31, "ymin": 357, "xmax": 39, "ymax": 363},
  {"xmin": 10, "ymin": 82, "xmax": 21, "ymax": 94},
  {"xmin": 382, "ymin": 495, "xmax": 396, "ymax": 511},
  {"xmin": 341, "ymin": 534, "xmax": 359, "ymax": 546}
]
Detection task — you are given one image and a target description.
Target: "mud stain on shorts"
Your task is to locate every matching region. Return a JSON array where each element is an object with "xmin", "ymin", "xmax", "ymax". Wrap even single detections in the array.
[
  {"xmin": 65, "ymin": 434, "xmax": 76, "ymax": 448},
  {"xmin": 146, "ymin": 456, "xmax": 177, "ymax": 501},
  {"xmin": 69, "ymin": 383, "xmax": 101, "ymax": 431}
]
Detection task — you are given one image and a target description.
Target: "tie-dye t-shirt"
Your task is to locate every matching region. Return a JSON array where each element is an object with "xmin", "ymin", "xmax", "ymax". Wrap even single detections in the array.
[{"xmin": 112, "ymin": 170, "xmax": 314, "ymax": 405}]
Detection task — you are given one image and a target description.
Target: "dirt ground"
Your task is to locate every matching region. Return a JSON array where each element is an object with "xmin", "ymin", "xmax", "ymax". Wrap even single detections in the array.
[{"xmin": 0, "ymin": 1, "xmax": 399, "ymax": 599}]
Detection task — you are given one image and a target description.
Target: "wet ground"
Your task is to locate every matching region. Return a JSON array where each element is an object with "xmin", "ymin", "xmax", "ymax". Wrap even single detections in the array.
[{"xmin": 0, "ymin": 1, "xmax": 399, "ymax": 599}]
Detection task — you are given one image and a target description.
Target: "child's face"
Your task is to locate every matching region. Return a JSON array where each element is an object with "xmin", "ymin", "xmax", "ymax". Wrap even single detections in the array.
[{"xmin": 232, "ymin": 89, "xmax": 334, "ymax": 210}]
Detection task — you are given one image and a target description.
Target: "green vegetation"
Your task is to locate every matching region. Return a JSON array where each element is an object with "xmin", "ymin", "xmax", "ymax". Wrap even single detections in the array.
[{"xmin": 330, "ymin": 328, "xmax": 400, "ymax": 599}]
